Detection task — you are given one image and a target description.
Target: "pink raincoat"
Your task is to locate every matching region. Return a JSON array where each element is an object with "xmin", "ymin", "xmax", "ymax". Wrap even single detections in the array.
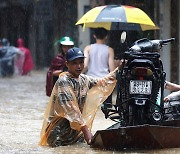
[{"xmin": 17, "ymin": 38, "xmax": 34, "ymax": 75}]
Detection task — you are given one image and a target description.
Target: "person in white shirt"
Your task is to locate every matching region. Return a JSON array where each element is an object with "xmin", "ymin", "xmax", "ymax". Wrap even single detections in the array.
[{"xmin": 82, "ymin": 28, "xmax": 115, "ymax": 109}]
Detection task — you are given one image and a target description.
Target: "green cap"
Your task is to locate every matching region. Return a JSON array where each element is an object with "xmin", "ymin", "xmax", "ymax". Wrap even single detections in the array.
[{"xmin": 58, "ymin": 36, "xmax": 74, "ymax": 46}]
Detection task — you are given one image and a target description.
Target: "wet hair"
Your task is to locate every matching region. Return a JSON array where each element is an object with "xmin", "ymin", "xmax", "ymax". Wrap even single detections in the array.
[{"xmin": 94, "ymin": 28, "xmax": 108, "ymax": 39}]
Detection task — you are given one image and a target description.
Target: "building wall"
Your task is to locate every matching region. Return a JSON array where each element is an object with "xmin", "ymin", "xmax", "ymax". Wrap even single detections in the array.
[
  {"xmin": 156, "ymin": 0, "xmax": 180, "ymax": 94},
  {"xmin": 77, "ymin": 0, "xmax": 106, "ymax": 49},
  {"xmin": 159, "ymin": 0, "xmax": 171, "ymax": 83},
  {"xmin": 77, "ymin": 0, "xmax": 90, "ymax": 50},
  {"xmin": 170, "ymin": 0, "xmax": 179, "ymax": 84},
  {"xmin": 11, "ymin": 0, "xmax": 177, "ymax": 72},
  {"xmin": 179, "ymin": 1, "xmax": 180, "ymax": 83},
  {"xmin": 52, "ymin": 0, "xmax": 78, "ymax": 63},
  {"xmin": 30, "ymin": 0, "xmax": 78, "ymax": 68}
]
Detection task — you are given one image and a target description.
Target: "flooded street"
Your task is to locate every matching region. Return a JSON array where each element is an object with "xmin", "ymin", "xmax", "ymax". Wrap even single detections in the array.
[{"xmin": 0, "ymin": 70, "xmax": 180, "ymax": 154}]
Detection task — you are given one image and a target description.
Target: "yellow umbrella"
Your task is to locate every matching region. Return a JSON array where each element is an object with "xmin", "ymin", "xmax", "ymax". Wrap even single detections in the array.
[{"xmin": 76, "ymin": 5, "xmax": 159, "ymax": 31}]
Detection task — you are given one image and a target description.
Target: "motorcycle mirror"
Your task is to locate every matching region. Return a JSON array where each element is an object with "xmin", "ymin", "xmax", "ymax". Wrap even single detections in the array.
[{"xmin": 120, "ymin": 31, "xmax": 127, "ymax": 43}]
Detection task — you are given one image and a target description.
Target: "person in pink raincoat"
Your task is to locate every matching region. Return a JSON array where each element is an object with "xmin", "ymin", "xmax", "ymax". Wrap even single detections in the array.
[{"xmin": 17, "ymin": 38, "xmax": 34, "ymax": 75}]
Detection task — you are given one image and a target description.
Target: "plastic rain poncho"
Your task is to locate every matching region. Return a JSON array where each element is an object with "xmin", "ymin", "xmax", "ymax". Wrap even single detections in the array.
[
  {"xmin": 17, "ymin": 38, "xmax": 34, "ymax": 75},
  {"xmin": 39, "ymin": 68, "xmax": 118, "ymax": 146},
  {"xmin": 0, "ymin": 46, "xmax": 24, "ymax": 77}
]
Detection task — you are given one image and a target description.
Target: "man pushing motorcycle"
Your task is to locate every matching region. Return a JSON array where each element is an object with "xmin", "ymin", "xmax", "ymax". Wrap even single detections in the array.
[
  {"xmin": 39, "ymin": 44, "xmax": 180, "ymax": 147},
  {"xmin": 39, "ymin": 47, "xmax": 119, "ymax": 147}
]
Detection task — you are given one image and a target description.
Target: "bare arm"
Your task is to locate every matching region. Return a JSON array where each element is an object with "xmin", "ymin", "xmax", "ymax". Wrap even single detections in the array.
[
  {"xmin": 164, "ymin": 81, "xmax": 180, "ymax": 102},
  {"xmin": 81, "ymin": 125, "xmax": 93, "ymax": 145},
  {"xmin": 165, "ymin": 81, "xmax": 180, "ymax": 91},
  {"xmin": 108, "ymin": 47, "xmax": 115, "ymax": 72},
  {"xmin": 114, "ymin": 59, "xmax": 124, "ymax": 70},
  {"xmin": 82, "ymin": 45, "xmax": 91, "ymax": 74}
]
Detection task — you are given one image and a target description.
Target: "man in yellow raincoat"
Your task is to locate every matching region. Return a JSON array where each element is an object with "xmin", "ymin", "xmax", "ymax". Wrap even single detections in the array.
[{"xmin": 39, "ymin": 47, "xmax": 118, "ymax": 147}]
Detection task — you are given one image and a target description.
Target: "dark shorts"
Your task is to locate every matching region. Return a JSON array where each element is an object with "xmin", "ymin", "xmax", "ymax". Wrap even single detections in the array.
[{"xmin": 47, "ymin": 118, "xmax": 84, "ymax": 147}]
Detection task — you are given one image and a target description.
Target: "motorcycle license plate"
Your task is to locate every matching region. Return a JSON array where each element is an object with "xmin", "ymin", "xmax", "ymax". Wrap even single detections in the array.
[{"xmin": 130, "ymin": 80, "xmax": 152, "ymax": 94}]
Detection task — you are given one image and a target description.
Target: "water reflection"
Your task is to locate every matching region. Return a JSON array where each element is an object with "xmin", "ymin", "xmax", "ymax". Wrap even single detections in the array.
[{"xmin": 0, "ymin": 70, "xmax": 180, "ymax": 153}]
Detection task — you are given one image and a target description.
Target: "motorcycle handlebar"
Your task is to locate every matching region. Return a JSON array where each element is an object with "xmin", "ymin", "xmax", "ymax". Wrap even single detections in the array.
[
  {"xmin": 162, "ymin": 38, "xmax": 175, "ymax": 44},
  {"xmin": 150, "ymin": 38, "xmax": 175, "ymax": 51},
  {"xmin": 129, "ymin": 38, "xmax": 175, "ymax": 53}
]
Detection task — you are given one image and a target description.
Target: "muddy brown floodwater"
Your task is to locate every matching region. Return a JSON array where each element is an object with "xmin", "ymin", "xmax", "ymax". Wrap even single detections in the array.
[{"xmin": 0, "ymin": 70, "xmax": 180, "ymax": 154}]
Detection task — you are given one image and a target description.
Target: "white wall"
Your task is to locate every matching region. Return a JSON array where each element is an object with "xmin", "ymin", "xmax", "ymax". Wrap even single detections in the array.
[
  {"xmin": 159, "ymin": 0, "xmax": 171, "ymax": 95},
  {"xmin": 77, "ymin": 0, "xmax": 90, "ymax": 50},
  {"xmin": 179, "ymin": 1, "xmax": 180, "ymax": 83}
]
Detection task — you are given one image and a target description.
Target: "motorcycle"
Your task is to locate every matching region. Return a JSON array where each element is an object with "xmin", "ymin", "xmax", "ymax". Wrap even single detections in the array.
[
  {"xmin": 102, "ymin": 32, "xmax": 176, "ymax": 126},
  {"xmin": 91, "ymin": 33, "xmax": 180, "ymax": 150}
]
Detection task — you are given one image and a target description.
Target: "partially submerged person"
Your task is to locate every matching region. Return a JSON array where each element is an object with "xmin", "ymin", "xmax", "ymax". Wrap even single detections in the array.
[
  {"xmin": 46, "ymin": 36, "xmax": 74, "ymax": 96},
  {"xmin": 0, "ymin": 38, "xmax": 24, "ymax": 77},
  {"xmin": 39, "ymin": 47, "xmax": 118, "ymax": 147},
  {"xmin": 17, "ymin": 38, "xmax": 34, "ymax": 75},
  {"xmin": 164, "ymin": 81, "xmax": 180, "ymax": 102}
]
